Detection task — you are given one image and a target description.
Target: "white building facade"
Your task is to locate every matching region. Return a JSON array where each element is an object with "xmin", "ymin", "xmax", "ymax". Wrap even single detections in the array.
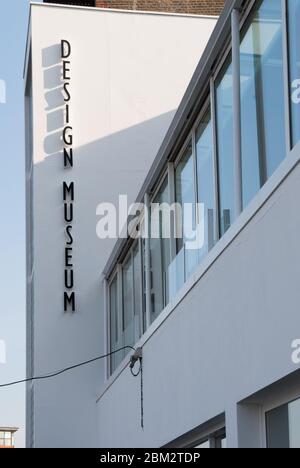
[
  {"xmin": 24, "ymin": 1, "xmax": 217, "ymax": 448},
  {"xmin": 25, "ymin": 0, "xmax": 300, "ymax": 449}
]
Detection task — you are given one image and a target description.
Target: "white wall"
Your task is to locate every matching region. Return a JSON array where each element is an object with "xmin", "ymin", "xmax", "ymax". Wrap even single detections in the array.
[
  {"xmin": 96, "ymin": 154, "xmax": 300, "ymax": 448},
  {"xmin": 26, "ymin": 3, "xmax": 217, "ymax": 448}
]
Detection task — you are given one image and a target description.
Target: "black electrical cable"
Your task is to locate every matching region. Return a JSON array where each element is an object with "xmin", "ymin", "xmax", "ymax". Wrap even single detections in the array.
[
  {"xmin": 0, "ymin": 346, "xmax": 136, "ymax": 389},
  {"xmin": 130, "ymin": 357, "xmax": 144, "ymax": 429},
  {"xmin": 130, "ymin": 359, "xmax": 142, "ymax": 377}
]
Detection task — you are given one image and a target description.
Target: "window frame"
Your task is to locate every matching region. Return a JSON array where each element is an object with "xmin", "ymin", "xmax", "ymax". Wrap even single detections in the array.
[
  {"xmin": 188, "ymin": 427, "xmax": 226, "ymax": 449},
  {"xmin": 174, "ymin": 95, "xmax": 215, "ymax": 227},
  {"xmin": 0, "ymin": 431, "xmax": 13, "ymax": 447},
  {"xmin": 284, "ymin": 0, "xmax": 296, "ymax": 152},
  {"xmin": 107, "ymin": 238, "xmax": 145, "ymax": 376},
  {"xmin": 149, "ymin": 173, "xmax": 171, "ymax": 318}
]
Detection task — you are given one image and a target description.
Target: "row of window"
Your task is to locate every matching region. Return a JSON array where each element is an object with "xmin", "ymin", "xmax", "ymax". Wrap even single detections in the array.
[
  {"xmin": 0, "ymin": 431, "xmax": 14, "ymax": 447},
  {"xmin": 108, "ymin": 0, "xmax": 300, "ymax": 375}
]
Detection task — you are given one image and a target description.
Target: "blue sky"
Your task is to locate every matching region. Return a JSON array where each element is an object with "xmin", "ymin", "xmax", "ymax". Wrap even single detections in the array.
[{"xmin": 0, "ymin": 0, "xmax": 39, "ymax": 448}]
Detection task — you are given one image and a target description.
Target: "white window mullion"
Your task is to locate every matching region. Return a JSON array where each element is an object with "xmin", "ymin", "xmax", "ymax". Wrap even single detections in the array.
[
  {"xmin": 281, "ymin": 0, "xmax": 292, "ymax": 155},
  {"xmin": 167, "ymin": 162, "xmax": 177, "ymax": 262},
  {"xmin": 117, "ymin": 264, "xmax": 124, "ymax": 355},
  {"xmin": 231, "ymin": 7, "xmax": 243, "ymax": 217},
  {"xmin": 210, "ymin": 78, "xmax": 220, "ymax": 244}
]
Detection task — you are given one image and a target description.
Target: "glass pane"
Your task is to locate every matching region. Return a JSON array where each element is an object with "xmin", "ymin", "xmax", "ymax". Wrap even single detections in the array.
[
  {"xmin": 288, "ymin": 0, "xmax": 300, "ymax": 146},
  {"xmin": 288, "ymin": 398, "xmax": 300, "ymax": 448},
  {"xmin": 216, "ymin": 59, "xmax": 234, "ymax": 235},
  {"xmin": 141, "ymin": 237, "xmax": 147, "ymax": 332},
  {"xmin": 240, "ymin": 0, "xmax": 285, "ymax": 208},
  {"xmin": 267, "ymin": 398, "xmax": 300, "ymax": 448},
  {"xmin": 123, "ymin": 256, "xmax": 134, "ymax": 347},
  {"xmin": 221, "ymin": 437, "xmax": 227, "ymax": 448},
  {"xmin": 266, "ymin": 404, "xmax": 290, "ymax": 448},
  {"xmin": 133, "ymin": 244, "xmax": 142, "ymax": 342},
  {"xmin": 195, "ymin": 440, "xmax": 210, "ymax": 448},
  {"xmin": 110, "ymin": 275, "xmax": 123, "ymax": 373},
  {"xmin": 150, "ymin": 178, "xmax": 170, "ymax": 322},
  {"xmin": 196, "ymin": 109, "xmax": 215, "ymax": 260},
  {"xmin": 175, "ymin": 141, "xmax": 198, "ymax": 278}
]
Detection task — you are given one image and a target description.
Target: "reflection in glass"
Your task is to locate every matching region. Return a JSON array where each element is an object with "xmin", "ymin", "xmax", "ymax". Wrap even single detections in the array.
[
  {"xmin": 216, "ymin": 60, "xmax": 234, "ymax": 235},
  {"xmin": 221, "ymin": 437, "xmax": 227, "ymax": 448},
  {"xmin": 196, "ymin": 109, "xmax": 215, "ymax": 260},
  {"xmin": 123, "ymin": 245, "xmax": 143, "ymax": 347},
  {"xmin": 109, "ymin": 275, "xmax": 123, "ymax": 373},
  {"xmin": 123, "ymin": 255, "xmax": 134, "ymax": 348},
  {"xmin": 150, "ymin": 178, "xmax": 171, "ymax": 322},
  {"xmin": 240, "ymin": 0, "xmax": 285, "ymax": 207},
  {"xmin": 288, "ymin": 398, "xmax": 300, "ymax": 448},
  {"xmin": 287, "ymin": 0, "xmax": 300, "ymax": 147},
  {"xmin": 266, "ymin": 397, "xmax": 300, "ymax": 448},
  {"xmin": 175, "ymin": 141, "xmax": 198, "ymax": 278}
]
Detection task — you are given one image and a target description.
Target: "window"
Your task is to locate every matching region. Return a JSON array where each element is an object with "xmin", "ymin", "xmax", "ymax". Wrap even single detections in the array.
[
  {"xmin": 287, "ymin": 0, "xmax": 300, "ymax": 147},
  {"xmin": 0, "ymin": 431, "xmax": 13, "ymax": 447},
  {"xmin": 240, "ymin": 0, "xmax": 285, "ymax": 207},
  {"xmin": 175, "ymin": 141, "xmax": 197, "ymax": 278},
  {"xmin": 195, "ymin": 109, "xmax": 215, "ymax": 258},
  {"xmin": 195, "ymin": 440, "xmax": 210, "ymax": 448},
  {"xmin": 169, "ymin": 106, "xmax": 215, "ymax": 301},
  {"xmin": 266, "ymin": 397, "xmax": 300, "ymax": 448},
  {"xmin": 109, "ymin": 241, "xmax": 144, "ymax": 375},
  {"xmin": 150, "ymin": 177, "xmax": 171, "ymax": 322},
  {"xmin": 109, "ymin": 275, "xmax": 122, "ymax": 374},
  {"xmin": 107, "ymin": 0, "xmax": 296, "ymax": 376},
  {"xmin": 216, "ymin": 59, "xmax": 234, "ymax": 235},
  {"xmin": 123, "ymin": 255, "xmax": 134, "ymax": 348},
  {"xmin": 133, "ymin": 244, "xmax": 143, "ymax": 336},
  {"xmin": 194, "ymin": 430, "xmax": 226, "ymax": 449}
]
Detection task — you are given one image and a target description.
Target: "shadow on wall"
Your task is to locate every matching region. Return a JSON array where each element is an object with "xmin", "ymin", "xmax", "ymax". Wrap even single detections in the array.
[
  {"xmin": 33, "ymin": 44, "xmax": 175, "ymax": 357},
  {"xmin": 42, "ymin": 44, "xmax": 65, "ymax": 158},
  {"xmin": 38, "ymin": 44, "xmax": 176, "ymax": 274}
]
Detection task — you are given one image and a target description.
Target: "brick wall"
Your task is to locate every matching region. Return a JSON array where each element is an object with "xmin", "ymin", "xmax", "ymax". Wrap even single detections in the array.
[
  {"xmin": 95, "ymin": 1, "xmax": 225, "ymax": 15},
  {"xmin": 44, "ymin": 1, "xmax": 226, "ymax": 15}
]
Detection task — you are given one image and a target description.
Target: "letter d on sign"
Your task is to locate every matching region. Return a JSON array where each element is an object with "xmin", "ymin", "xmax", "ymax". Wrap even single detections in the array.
[{"xmin": 61, "ymin": 40, "xmax": 71, "ymax": 59}]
